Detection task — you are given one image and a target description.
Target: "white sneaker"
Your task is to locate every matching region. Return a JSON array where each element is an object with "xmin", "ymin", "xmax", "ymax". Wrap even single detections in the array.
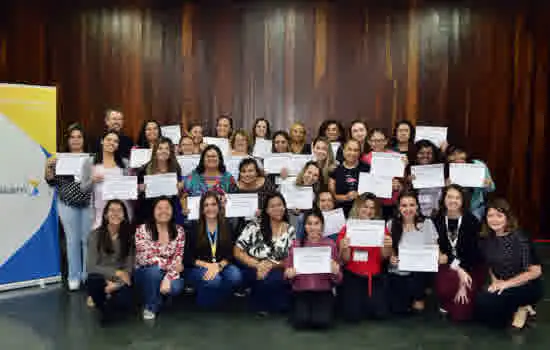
[
  {"xmin": 143, "ymin": 309, "xmax": 156, "ymax": 320},
  {"xmin": 68, "ymin": 280, "xmax": 80, "ymax": 291}
]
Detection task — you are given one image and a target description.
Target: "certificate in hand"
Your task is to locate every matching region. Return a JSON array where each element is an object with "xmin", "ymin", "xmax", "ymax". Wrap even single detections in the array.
[
  {"xmin": 129, "ymin": 148, "xmax": 152, "ymax": 168},
  {"xmin": 55, "ymin": 153, "xmax": 89, "ymax": 176},
  {"xmin": 225, "ymin": 193, "xmax": 258, "ymax": 218},
  {"xmin": 371, "ymin": 152, "xmax": 405, "ymax": 178},
  {"xmin": 281, "ymin": 185, "xmax": 314, "ymax": 209},
  {"xmin": 263, "ymin": 153, "xmax": 292, "ymax": 174},
  {"xmin": 411, "ymin": 164, "xmax": 445, "ymax": 189},
  {"xmin": 204, "ymin": 137, "xmax": 230, "ymax": 157},
  {"xmin": 322, "ymin": 208, "xmax": 346, "ymax": 237},
  {"xmin": 398, "ymin": 245, "xmax": 439, "ymax": 272},
  {"xmin": 330, "ymin": 142, "xmax": 341, "ymax": 157},
  {"xmin": 177, "ymin": 155, "xmax": 201, "ymax": 176},
  {"xmin": 449, "ymin": 163, "xmax": 485, "ymax": 188},
  {"xmin": 252, "ymin": 138, "xmax": 272, "ymax": 158},
  {"xmin": 415, "ymin": 126, "xmax": 447, "ymax": 146},
  {"xmin": 102, "ymin": 176, "xmax": 138, "ymax": 200},
  {"xmin": 358, "ymin": 172, "xmax": 393, "ymax": 199},
  {"xmin": 346, "ymin": 219, "xmax": 386, "ymax": 247},
  {"xmin": 288, "ymin": 154, "xmax": 315, "ymax": 176},
  {"xmin": 293, "ymin": 246, "xmax": 332, "ymax": 275},
  {"xmin": 161, "ymin": 125, "xmax": 182, "ymax": 145},
  {"xmin": 187, "ymin": 196, "xmax": 201, "ymax": 220},
  {"xmin": 144, "ymin": 173, "xmax": 178, "ymax": 198},
  {"xmin": 225, "ymin": 156, "xmax": 247, "ymax": 180}
]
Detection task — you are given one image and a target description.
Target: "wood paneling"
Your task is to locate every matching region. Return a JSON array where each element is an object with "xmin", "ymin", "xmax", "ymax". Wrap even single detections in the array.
[{"xmin": 1, "ymin": 1, "xmax": 549, "ymax": 237}]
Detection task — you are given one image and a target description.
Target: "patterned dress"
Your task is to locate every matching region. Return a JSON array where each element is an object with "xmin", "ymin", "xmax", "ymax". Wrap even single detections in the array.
[{"xmin": 236, "ymin": 220, "xmax": 296, "ymax": 261}]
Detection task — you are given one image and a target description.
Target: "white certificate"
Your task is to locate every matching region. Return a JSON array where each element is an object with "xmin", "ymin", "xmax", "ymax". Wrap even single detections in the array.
[
  {"xmin": 263, "ymin": 153, "xmax": 292, "ymax": 174},
  {"xmin": 161, "ymin": 125, "xmax": 182, "ymax": 145},
  {"xmin": 226, "ymin": 193, "xmax": 258, "ymax": 218},
  {"xmin": 346, "ymin": 219, "xmax": 386, "ymax": 247},
  {"xmin": 330, "ymin": 142, "xmax": 341, "ymax": 156},
  {"xmin": 371, "ymin": 152, "xmax": 405, "ymax": 178},
  {"xmin": 415, "ymin": 126, "xmax": 447, "ymax": 147},
  {"xmin": 55, "ymin": 153, "xmax": 89, "ymax": 176},
  {"xmin": 398, "ymin": 245, "xmax": 439, "ymax": 272},
  {"xmin": 144, "ymin": 173, "xmax": 178, "ymax": 198},
  {"xmin": 358, "ymin": 172, "xmax": 393, "ymax": 199},
  {"xmin": 281, "ymin": 185, "xmax": 314, "ymax": 209},
  {"xmin": 176, "ymin": 155, "xmax": 201, "ymax": 176},
  {"xmin": 411, "ymin": 164, "xmax": 445, "ymax": 189},
  {"xmin": 252, "ymin": 138, "xmax": 272, "ymax": 158},
  {"xmin": 449, "ymin": 163, "xmax": 485, "ymax": 188},
  {"xmin": 288, "ymin": 154, "xmax": 315, "ymax": 176},
  {"xmin": 129, "ymin": 148, "xmax": 152, "ymax": 169},
  {"xmin": 203, "ymin": 137, "xmax": 230, "ymax": 157},
  {"xmin": 225, "ymin": 156, "xmax": 247, "ymax": 180},
  {"xmin": 187, "ymin": 196, "xmax": 200, "ymax": 220},
  {"xmin": 322, "ymin": 208, "xmax": 346, "ymax": 237},
  {"xmin": 102, "ymin": 176, "xmax": 138, "ymax": 200},
  {"xmin": 293, "ymin": 246, "xmax": 332, "ymax": 275}
]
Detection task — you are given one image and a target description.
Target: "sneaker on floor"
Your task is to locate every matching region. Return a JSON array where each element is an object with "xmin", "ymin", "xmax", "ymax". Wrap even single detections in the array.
[
  {"xmin": 68, "ymin": 280, "xmax": 80, "ymax": 291},
  {"xmin": 143, "ymin": 309, "xmax": 156, "ymax": 321},
  {"xmin": 87, "ymin": 296, "xmax": 95, "ymax": 308}
]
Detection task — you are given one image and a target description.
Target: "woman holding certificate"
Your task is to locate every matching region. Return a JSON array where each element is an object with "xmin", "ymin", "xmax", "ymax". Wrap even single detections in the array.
[
  {"xmin": 184, "ymin": 192, "xmax": 243, "ymax": 308},
  {"xmin": 268, "ymin": 131, "xmax": 292, "ymax": 185},
  {"xmin": 134, "ymin": 197, "xmax": 185, "ymax": 321},
  {"xmin": 136, "ymin": 120, "xmax": 162, "ymax": 149},
  {"xmin": 45, "ymin": 124, "xmax": 92, "ymax": 291},
  {"xmin": 475, "ymin": 199, "xmax": 543, "ymax": 330},
  {"xmin": 80, "ymin": 130, "xmax": 129, "ymax": 230},
  {"xmin": 433, "ymin": 185, "xmax": 484, "ymax": 322},
  {"xmin": 312, "ymin": 137, "xmax": 337, "ymax": 185},
  {"xmin": 386, "ymin": 191, "xmax": 441, "ymax": 315},
  {"xmin": 337, "ymin": 193, "xmax": 393, "ymax": 322},
  {"xmin": 409, "ymin": 140, "xmax": 443, "ymax": 217},
  {"xmin": 234, "ymin": 192, "xmax": 296, "ymax": 315},
  {"xmin": 86, "ymin": 199, "xmax": 134, "ymax": 324},
  {"xmin": 284, "ymin": 209, "xmax": 341, "ymax": 329},
  {"xmin": 289, "ymin": 122, "xmax": 311, "ymax": 155},
  {"xmin": 136, "ymin": 137, "xmax": 184, "ymax": 224},
  {"xmin": 329, "ymin": 139, "xmax": 370, "ymax": 217},
  {"xmin": 236, "ymin": 158, "xmax": 277, "ymax": 211}
]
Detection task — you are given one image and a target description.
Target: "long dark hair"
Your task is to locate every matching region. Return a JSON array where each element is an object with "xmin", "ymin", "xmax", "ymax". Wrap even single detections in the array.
[
  {"xmin": 318, "ymin": 119, "xmax": 346, "ymax": 143},
  {"xmin": 97, "ymin": 199, "xmax": 133, "ymax": 261},
  {"xmin": 216, "ymin": 113, "xmax": 234, "ymax": 137},
  {"xmin": 64, "ymin": 123, "xmax": 87, "ymax": 153},
  {"xmin": 146, "ymin": 137, "xmax": 181, "ymax": 175},
  {"xmin": 136, "ymin": 120, "xmax": 162, "ymax": 148},
  {"xmin": 348, "ymin": 119, "xmax": 369, "ymax": 151},
  {"xmin": 195, "ymin": 144, "xmax": 227, "ymax": 174},
  {"xmin": 391, "ymin": 120, "xmax": 416, "ymax": 148},
  {"xmin": 260, "ymin": 192, "xmax": 290, "ymax": 246},
  {"xmin": 252, "ymin": 118, "xmax": 271, "ymax": 140},
  {"xmin": 196, "ymin": 191, "xmax": 232, "ymax": 252},
  {"xmin": 391, "ymin": 190, "xmax": 425, "ymax": 251},
  {"xmin": 238, "ymin": 157, "xmax": 265, "ymax": 181},
  {"xmin": 271, "ymin": 130, "xmax": 291, "ymax": 153},
  {"xmin": 146, "ymin": 196, "xmax": 179, "ymax": 241},
  {"xmin": 300, "ymin": 209, "xmax": 325, "ymax": 247},
  {"xmin": 436, "ymin": 184, "xmax": 471, "ymax": 217},
  {"xmin": 93, "ymin": 130, "xmax": 125, "ymax": 168}
]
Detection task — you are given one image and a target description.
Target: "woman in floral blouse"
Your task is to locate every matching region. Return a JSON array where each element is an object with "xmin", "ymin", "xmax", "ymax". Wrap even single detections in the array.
[
  {"xmin": 234, "ymin": 192, "xmax": 296, "ymax": 315},
  {"xmin": 134, "ymin": 197, "xmax": 185, "ymax": 321}
]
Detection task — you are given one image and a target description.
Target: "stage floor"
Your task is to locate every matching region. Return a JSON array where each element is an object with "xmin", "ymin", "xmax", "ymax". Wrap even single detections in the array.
[{"xmin": 0, "ymin": 246, "xmax": 549, "ymax": 350}]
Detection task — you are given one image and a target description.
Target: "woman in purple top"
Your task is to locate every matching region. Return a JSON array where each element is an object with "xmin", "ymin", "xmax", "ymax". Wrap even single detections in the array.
[{"xmin": 284, "ymin": 209, "xmax": 342, "ymax": 329}]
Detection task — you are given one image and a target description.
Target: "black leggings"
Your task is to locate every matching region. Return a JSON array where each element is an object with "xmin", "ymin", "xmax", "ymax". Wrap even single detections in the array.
[
  {"xmin": 340, "ymin": 271, "xmax": 389, "ymax": 322},
  {"xmin": 386, "ymin": 272, "xmax": 434, "ymax": 315},
  {"xmin": 291, "ymin": 291, "xmax": 335, "ymax": 329},
  {"xmin": 475, "ymin": 278, "xmax": 544, "ymax": 328}
]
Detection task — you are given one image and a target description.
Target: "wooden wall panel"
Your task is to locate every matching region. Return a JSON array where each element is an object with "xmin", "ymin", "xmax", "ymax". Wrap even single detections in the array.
[{"xmin": 1, "ymin": 0, "xmax": 549, "ymax": 238}]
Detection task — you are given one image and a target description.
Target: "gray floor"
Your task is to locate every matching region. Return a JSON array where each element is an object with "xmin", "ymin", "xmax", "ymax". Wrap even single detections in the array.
[{"xmin": 1, "ymin": 247, "xmax": 549, "ymax": 350}]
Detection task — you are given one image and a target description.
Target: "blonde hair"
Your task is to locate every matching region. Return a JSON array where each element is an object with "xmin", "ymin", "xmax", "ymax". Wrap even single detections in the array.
[
  {"xmin": 289, "ymin": 122, "xmax": 307, "ymax": 153},
  {"xmin": 312, "ymin": 136, "xmax": 336, "ymax": 184},
  {"xmin": 348, "ymin": 193, "xmax": 382, "ymax": 219}
]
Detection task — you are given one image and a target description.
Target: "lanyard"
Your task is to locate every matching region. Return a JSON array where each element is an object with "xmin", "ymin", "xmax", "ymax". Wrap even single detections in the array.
[
  {"xmin": 445, "ymin": 216, "xmax": 462, "ymax": 254},
  {"xmin": 207, "ymin": 227, "xmax": 218, "ymax": 262}
]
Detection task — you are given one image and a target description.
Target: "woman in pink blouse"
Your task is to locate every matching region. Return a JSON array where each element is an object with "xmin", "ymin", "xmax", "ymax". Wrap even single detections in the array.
[{"xmin": 134, "ymin": 197, "xmax": 185, "ymax": 321}]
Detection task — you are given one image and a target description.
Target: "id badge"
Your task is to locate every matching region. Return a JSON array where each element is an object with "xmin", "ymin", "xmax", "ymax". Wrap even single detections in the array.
[{"xmin": 353, "ymin": 251, "xmax": 369, "ymax": 262}]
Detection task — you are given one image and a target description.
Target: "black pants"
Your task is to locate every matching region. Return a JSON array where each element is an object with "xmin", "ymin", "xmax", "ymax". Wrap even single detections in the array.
[
  {"xmin": 87, "ymin": 273, "xmax": 133, "ymax": 319},
  {"xmin": 475, "ymin": 278, "xmax": 544, "ymax": 328},
  {"xmin": 340, "ymin": 271, "xmax": 389, "ymax": 322},
  {"xmin": 291, "ymin": 291, "xmax": 335, "ymax": 329},
  {"xmin": 386, "ymin": 272, "xmax": 433, "ymax": 315}
]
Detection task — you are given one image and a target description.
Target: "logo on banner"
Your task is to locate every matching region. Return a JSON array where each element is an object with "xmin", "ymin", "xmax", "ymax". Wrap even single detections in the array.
[{"xmin": 0, "ymin": 178, "xmax": 40, "ymax": 197}]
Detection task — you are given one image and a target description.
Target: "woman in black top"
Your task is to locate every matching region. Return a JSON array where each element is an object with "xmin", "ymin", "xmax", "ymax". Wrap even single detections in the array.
[
  {"xmin": 184, "ymin": 191, "xmax": 243, "ymax": 308},
  {"xmin": 434, "ymin": 184, "xmax": 484, "ymax": 322},
  {"xmin": 475, "ymin": 198, "xmax": 543, "ymax": 329},
  {"xmin": 328, "ymin": 139, "xmax": 370, "ymax": 217}
]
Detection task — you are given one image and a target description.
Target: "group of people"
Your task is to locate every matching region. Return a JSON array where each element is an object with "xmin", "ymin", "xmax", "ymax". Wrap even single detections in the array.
[{"xmin": 44, "ymin": 109, "xmax": 544, "ymax": 330}]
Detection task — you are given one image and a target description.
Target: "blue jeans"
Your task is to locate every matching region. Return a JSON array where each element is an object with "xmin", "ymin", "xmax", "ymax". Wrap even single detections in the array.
[
  {"xmin": 134, "ymin": 266, "xmax": 185, "ymax": 313},
  {"xmin": 241, "ymin": 266, "xmax": 290, "ymax": 313},
  {"xmin": 58, "ymin": 201, "xmax": 92, "ymax": 283},
  {"xmin": 186, "ymin": 264, "xmax": 243, "ymax": 308}
]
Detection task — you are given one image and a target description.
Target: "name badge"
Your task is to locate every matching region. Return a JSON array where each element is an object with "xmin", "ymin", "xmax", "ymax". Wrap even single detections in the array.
[{"xmin": 353, "ymin": 251, "xmax": 369, "ymax": 262}]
